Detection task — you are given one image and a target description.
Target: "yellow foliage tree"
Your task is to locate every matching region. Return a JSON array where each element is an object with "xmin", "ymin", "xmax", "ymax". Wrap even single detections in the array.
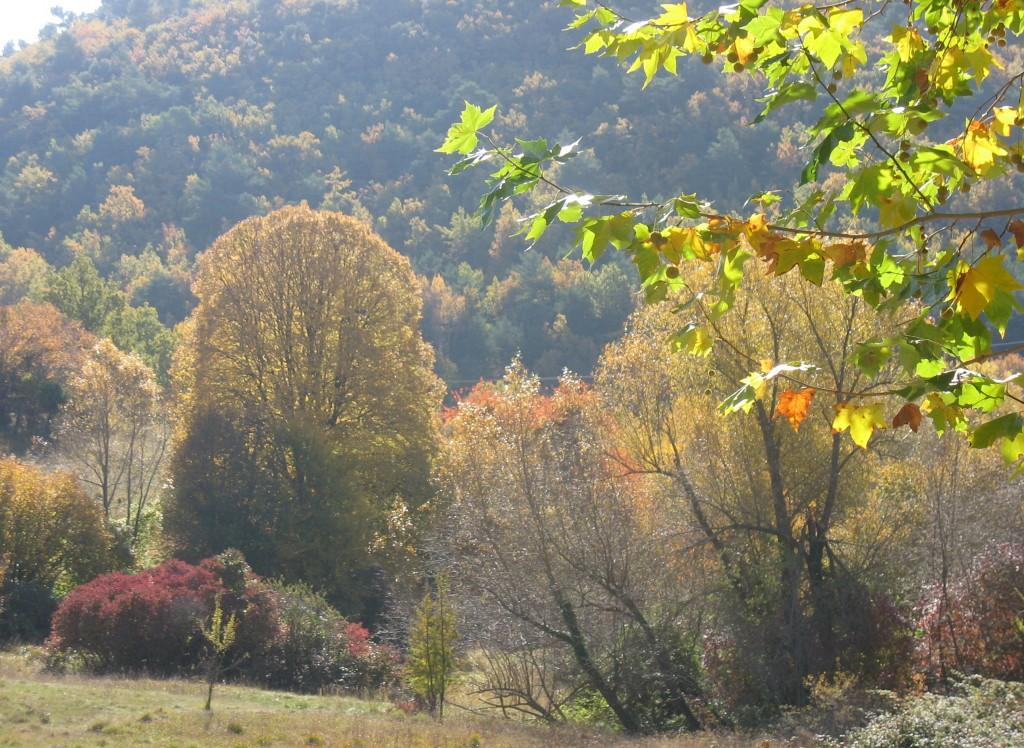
[
  {"xmin": 57, "ymin": 339, "xmax": 169, "ymax": 546},
  {"xmin": 0, "ymin": 301, "xmax": 93, "ymax": 454},
  {"xmin": 595, "ymin": 269, "xmax": 912, "ymax": 705},
  {"xmin": 0, "ymin": 458, "xmax": 112, "ymax": 593},
  {"xmin": 168, "ymin": 206, "xmax": 442, "ymax": 612}
]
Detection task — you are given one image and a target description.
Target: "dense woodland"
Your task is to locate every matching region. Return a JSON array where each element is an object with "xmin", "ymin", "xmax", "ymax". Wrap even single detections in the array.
[{"xmin": 1, "ymin": 0, "xmax": 1023, "ymax": 744}]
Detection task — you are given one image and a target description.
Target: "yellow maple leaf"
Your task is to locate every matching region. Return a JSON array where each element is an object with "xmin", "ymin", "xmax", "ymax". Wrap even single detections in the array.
[
  {"xmin": 892, "ymin": 26, "xmax": 924, "ymax": 63},
  {"xmin": 921, "ymin": 393, "xmax": 966, "ymax": 433},
  {"xmin": 828, "ymin": 8, "xmax": 863, "ymax": 35},
  {"xmin": 654, "ymin": 3, "xmax": 689, "ymax": 26},
  {"xmin": 992, "ymin": 107, "xmax": 1017, "ymax": 137},
  {"xmin": 951, "ymin": 256, "xmax": 1024, "ymax": 319},
  {"xmin": 962, "ymin": 120, "xmax": 1007, "ymax": 175},
  {"xmin": 832, "ymin": 402, "xmax": 886, "ymax": 448},
  {"xmin": 878, "ymin": 194, "xmax": 916, "ymax": 228},
  {"xmin": 733, "ymin": 35, "xmax": 756, "ymax": 65}
]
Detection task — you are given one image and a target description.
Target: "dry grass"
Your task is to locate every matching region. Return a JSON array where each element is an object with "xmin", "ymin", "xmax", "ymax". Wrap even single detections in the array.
[{"xmin": 0, "ymin": 648, "xmax": 791, "ymax": 748}]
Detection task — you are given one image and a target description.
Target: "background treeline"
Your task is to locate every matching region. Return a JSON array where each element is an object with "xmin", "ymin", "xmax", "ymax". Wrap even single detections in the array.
[{"xmin": 0, "ymin": 0, "xmax": 808, "ymax": 382}]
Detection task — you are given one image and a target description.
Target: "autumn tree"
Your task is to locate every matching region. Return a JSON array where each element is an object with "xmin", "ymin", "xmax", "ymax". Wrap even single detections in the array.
[
  {"xmin": 0, "ymin": 301, "xmax": 92, "ymax": 454},
  {"xmin": 594, "ymin": 269, "xmax": 955, "ymax": 707},
  {"xmin": 0, "ymin": 458, "xmax": 113, "ymax": 641},
  {"xmin": 439, "ymin": 364, "xmax": 705, "ymax": 733},
  {"xmin": 56, "ymin": 339, "xmax": 169, "ymax": 548},
  {"xmin": 0, "ymin": 246, "xmax": 51, "ymax": 306},
  {"xmin": 168, "ymin": 206, "xmax": 442, "ymax": 614},
  {"xmin": 442, "ymin": 0, "xmax": 1024, "ymax": 463}
]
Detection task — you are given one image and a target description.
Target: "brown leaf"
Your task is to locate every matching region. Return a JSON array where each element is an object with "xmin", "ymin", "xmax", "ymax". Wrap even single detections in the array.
[
  {"xmin": 913, "ymin": 67, "xmax": 930, "ymax": 94},
  {"xmin": 1008, "ymin": 220, "xmax": 1024, "ymax": 249},
  {"xmin": 824, "ymin": 241, "xmax": 867, "ymax": 268},
  {"xmin": 892, "ymin": 403, "xmax": 923, "ymax": 432},
  {"xmin": 980, "ymin": 228, "xmax": 1001, "ymax": 251},
  {"xmin": 774, "ymin": 388, "xmax": 816, "ymax": 431}
]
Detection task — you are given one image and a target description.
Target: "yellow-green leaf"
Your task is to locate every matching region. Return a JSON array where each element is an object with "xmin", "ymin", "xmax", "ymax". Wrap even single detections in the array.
[
  {"xmin": 952, "ymin": 256, "xmax": 1024, "ymax": 320},
  {"xmin": 832, "ymin": 402, "xmax": 885, "ymax": 448}
]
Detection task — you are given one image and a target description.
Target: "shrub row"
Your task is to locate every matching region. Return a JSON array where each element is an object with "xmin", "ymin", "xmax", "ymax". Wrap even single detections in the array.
[{"xmin": 46, "ymin": 550, "xmax": 399, "ymax": 694}]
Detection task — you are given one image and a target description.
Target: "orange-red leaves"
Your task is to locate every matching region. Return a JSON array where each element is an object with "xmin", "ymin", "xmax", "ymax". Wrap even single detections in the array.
[
  {"xmin": 892, "ymin": 402, "xmax": 923, "ymax": 432},
  {"xmin": 774, "ymin": 387, "xmax": 816, "ymax": 431}
]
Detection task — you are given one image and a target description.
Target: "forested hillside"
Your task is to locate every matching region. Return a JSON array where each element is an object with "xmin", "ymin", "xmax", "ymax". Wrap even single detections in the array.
[{"xmin": 0, "ymin": 0, "xmax": 800, "ymax": 381}]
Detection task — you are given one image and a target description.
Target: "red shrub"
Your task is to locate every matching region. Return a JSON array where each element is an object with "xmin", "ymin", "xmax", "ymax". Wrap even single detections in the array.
[
  {"xmin": 49, "ymin": 559, "xmax": 223, "ymax": 673},
  {"xmin": 47, "ymin": 552, "xmax": 394, "ymax": 693},
  {"xmin": 345, "ymin": 622, "xmax": 372, "ymax": 657},
  {"xmin": 916, "ymin": 543, "xmax": 1024, "ymax": 683}
]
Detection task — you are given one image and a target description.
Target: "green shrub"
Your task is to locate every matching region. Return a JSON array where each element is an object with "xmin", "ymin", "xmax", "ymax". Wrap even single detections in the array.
[
  {"xmin": 0, "ymin": 581, "xmax": 57, "ymax": 643},
  {"xmin": 247, "ymin": 581, "xmax": 400, "ymax": 694},
  {"xmin": 833, "ymin": 677, "xmax": 1024, "ymax": 748}
]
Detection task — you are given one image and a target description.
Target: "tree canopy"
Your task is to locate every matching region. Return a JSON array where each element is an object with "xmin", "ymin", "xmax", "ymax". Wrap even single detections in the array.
[
  {"xmin": 167, "ymin": 206, "xmax": 442, "ymax": 614},
  {"xmin": 441, "ymin": 0, "xmax": 1024, "ymax": 464}
]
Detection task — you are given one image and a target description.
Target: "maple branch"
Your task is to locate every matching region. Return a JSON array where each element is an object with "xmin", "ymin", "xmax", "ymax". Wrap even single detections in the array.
[
  {"xmin": 804, "ymin": 49, "xmax": 934, "ymax": 211},
  {"xmin": 483, "ymin": 136, "xmax": 1024, "ymax": 243},
  {"xmin": 607, "ymin": 198, "xmax": 1024, "ymax": 241}
]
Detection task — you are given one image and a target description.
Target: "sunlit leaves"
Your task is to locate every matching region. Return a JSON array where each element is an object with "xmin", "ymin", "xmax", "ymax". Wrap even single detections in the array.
[
  {"xmin": 950, "ymin": 256, "xmax": 1023, "ymax": 320},
  {"xmin": 720, "ymin": 362, "xmax": 818, "ymax": 414},
  {"xmin": 578, "ymin": 212, "xmax": 635, "ymax": 263},
  {"xmin": 437, "ymin": 103, "xmax": 496, "ymax": 155},
  {"xmin": 439, "ymin": 0, "xmax": 1024, "ymax": 460},
  {"xmin": 832, "ymin": 402, "xmax": 886, "ymax": 448},
  {"xmin": 932, "ymin": 43, "xmax": 997, "ymax": 93},
  {"xmin": 671, "ymin": 322, "xmax": 714, "ymax": 356},
  {"xmin": 962, "ymin": 120, "xmax": 1008, "ymax": 176},
  {"xmin": 775, "ymin": 387, "xmax": 815, "ymax": 430}
]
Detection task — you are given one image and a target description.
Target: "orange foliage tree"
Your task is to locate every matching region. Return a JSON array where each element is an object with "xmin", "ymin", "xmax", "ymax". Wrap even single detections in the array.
[
  {"xmin": 439, "ymin": 362, "xmax": 705, "ymax": 733},
  {"xmin": 0, "ymin": 301, "xmax": 93, "ymax": 454}
]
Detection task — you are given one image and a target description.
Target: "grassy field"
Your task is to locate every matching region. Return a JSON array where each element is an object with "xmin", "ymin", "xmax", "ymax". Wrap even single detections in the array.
[{"xmin": 0, "ymin": 649, "xmax": 783, "ymax": 748}]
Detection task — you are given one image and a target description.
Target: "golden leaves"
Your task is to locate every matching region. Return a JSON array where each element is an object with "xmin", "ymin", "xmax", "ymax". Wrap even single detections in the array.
[
  {"xmin": 891, "ymin": 25, "xmax": 925, "ymax": 63},
  {"xmin": 962, "ymin": 120, "xmax": 1007, "ymax": 175},
  {"xmin": 774, "ymin": 388, "xmax": 816, "ymax": 431},
  {"xmin": 991, "ymin": 106, "xmax": 1018, "ymax": 137},
  {"xmin": 744, "ymin": 214, "xmax": 866, "ymax": 278},
  {"xmin": 877, "ymin": 194, "xmax": 916, "ymax": 228},
  {"xmin": 950, "ymin": 255, "xmax": 1023, "ymax": 320},
  {"xmin": 649, "ymin": 226, "xmax": 713, "ymax": 262},
  {"xmin": 823, "ymin": 241, "xmax": 867, "ymax": 268},
  {"xmin": 832, "ymin": 402, "xmax": 886, "ymax": 448},
  {"xmin": 744, "ymin": 213, "xmax": 818, "ymax": 275},
  {"xmin": 732, "ymin": 35, "xmax": 756, "ymax": 65}
]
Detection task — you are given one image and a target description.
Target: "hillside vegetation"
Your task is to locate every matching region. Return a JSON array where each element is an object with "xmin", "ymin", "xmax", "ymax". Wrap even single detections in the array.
[{"xmin": 0, "ymin": 0, "xmax": 805, "ymax": 381}]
